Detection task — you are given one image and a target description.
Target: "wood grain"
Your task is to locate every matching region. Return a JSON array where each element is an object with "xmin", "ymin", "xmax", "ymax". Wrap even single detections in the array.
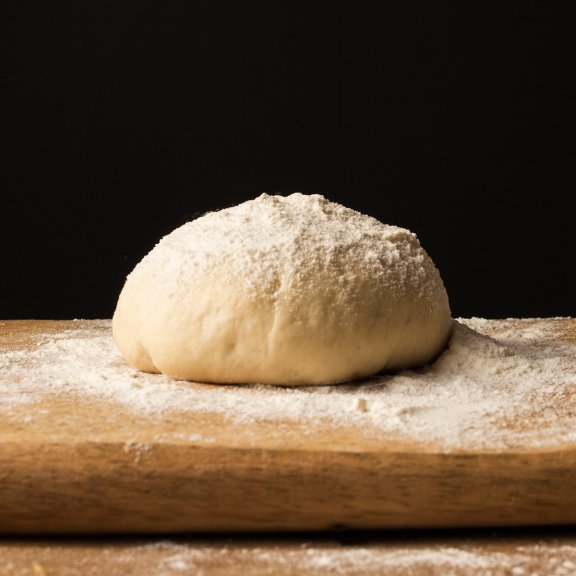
[{"xmin": 1, "ymin": 319, "xmax": 575, "ymax": 535}]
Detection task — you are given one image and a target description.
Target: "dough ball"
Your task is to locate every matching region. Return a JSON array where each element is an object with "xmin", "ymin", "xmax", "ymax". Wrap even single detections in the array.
[{"xmin": 113, "ymin": 193, "xmax": 452, "ymax": 385}]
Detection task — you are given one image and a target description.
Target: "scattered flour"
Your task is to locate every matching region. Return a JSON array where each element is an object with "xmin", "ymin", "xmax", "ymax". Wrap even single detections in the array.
[
  {"xmin": 98, "ymin": 538, "xmax": 576, "ymax": 576},
  {"xmin": 1, "ymin": 317, "xmax": 575, "ymax": 450},
  {"xmin": 3, "ymin": 537, "xmax": 576, "ymax": 576}
]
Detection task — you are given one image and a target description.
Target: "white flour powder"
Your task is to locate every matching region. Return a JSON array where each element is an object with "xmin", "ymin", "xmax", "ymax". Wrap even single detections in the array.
[
  {"xmin": 1, "ymin": 317, "xmax": 575, "ymax": 450},
  {"xmin": 145, "ymin": 193, "xmax": 435, "ymax": 300},
  {"xmin": 4, "ymin": 538, "xmax": 576, "ymax": 576}
]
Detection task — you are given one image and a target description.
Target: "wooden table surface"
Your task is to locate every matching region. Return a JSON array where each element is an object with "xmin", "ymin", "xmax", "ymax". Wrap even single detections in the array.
[
  {"xmin": 2, "ymin": 528, "xmax": 576, "ymax": 575},
  {"xmin": 1, "ymin": 319, "xmax": 575, "ymax": 573}
]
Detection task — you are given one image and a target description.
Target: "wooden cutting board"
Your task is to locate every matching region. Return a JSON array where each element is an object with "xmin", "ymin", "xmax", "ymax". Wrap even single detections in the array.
[{"xmin": 0, "ymin": 318, "xmax": 575, "ymax": 534}]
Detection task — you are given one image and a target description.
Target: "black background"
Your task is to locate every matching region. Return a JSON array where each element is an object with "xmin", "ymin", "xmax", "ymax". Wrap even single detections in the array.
[{"xmin": 3, "ymin": 1, "xmax": 574, "ymax": 319}]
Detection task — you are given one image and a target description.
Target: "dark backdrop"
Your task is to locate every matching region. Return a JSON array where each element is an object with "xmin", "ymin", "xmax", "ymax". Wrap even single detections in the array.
[{"xmin": 3, "ymin": 1, "xmax": 574, "ymax": 319}]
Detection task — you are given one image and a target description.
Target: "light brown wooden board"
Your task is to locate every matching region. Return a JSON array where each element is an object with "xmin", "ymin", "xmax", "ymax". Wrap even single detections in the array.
[{"xmin": 0, "ymin": 319, "xmax": 575, "ymax": 535}]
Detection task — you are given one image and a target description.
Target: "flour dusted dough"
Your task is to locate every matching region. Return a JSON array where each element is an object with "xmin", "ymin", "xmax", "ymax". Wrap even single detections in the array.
[{"xmin": 113, "ymin": 193, "xmax": 452, "ymax": 385}]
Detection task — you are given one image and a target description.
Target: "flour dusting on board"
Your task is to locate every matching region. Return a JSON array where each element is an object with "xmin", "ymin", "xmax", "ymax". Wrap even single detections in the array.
[
  {"xmin": 1, "ymin": 318, "xmax": 575, "ymax": 450},
  {"xmin": 5, "ymin": 538, "xmax": 576, "ymax": 575},
  {"xmin": 131, "ymin": 539, "xmax": 576, "ymax": 576}
]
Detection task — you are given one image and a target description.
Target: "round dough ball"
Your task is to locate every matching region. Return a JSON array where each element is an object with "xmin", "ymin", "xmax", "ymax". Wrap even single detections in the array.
[{"xmin": 113, "ymin": 193, "xmax": 452, "ymax": 385}]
